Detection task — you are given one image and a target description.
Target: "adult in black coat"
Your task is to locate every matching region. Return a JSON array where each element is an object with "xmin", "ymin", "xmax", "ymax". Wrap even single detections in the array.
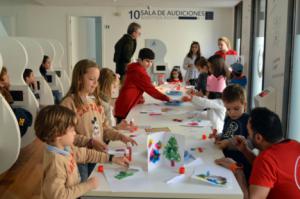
[{"xmin": 114, "ymin": 22, "xmax": 141, "ymax": 81}]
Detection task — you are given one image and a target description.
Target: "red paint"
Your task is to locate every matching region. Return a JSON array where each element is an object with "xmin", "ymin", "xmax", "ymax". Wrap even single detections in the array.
[
  {"xmin": 179, "ymin": 166, "xmax": 185, "ymax": 174},
  {"xmin": 202, "ymin": 134, "xmax": 207, "ymax": 140},
  {"xmin": 98, "ymin": 165, "xmax": 104, "ymax": 173}
]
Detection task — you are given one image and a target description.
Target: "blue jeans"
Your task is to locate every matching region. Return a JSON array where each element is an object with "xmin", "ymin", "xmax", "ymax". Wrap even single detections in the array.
[{"xmin": 77, "ymin": 163, "xmax": 96, "ymax": 182}]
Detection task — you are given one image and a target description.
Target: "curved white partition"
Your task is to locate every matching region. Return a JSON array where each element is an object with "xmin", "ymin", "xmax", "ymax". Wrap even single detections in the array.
[
  {"xmin": 36, "ymin": 39, "xmax": 65, "ymax": 97},
  {"xmin": 49, "ymin": 39, "xmax": 70, "ymax": 95},
  {"xmin": 0, "ymin": 37, "xmax": 38, "ymax": 148},
  {"xmin": 0, "ymin": 53, "xmax": 21, "ymax": 174},
  {"xmin": 0, "ymin": 95, "xmax": 21, "ymax": 174},
  {"xmin": 15, "ymin": 37, "xmax": 54, "ymax": 106}
]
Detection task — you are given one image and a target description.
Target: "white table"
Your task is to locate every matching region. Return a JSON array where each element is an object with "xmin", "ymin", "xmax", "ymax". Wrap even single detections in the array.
[{"xmin": 85, "ymin": 94, "xmax": 243, "ymax": 199}]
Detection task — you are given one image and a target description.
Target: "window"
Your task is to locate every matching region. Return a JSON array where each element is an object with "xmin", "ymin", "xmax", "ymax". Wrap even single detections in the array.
[{"xmin": 234, "ymin": 2, "xmax": 243, "ymax": 55}]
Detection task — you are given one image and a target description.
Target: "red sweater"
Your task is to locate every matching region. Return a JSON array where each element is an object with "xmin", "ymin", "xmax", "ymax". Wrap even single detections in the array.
[
  {"xmin": 215, "ymin": 50, "xmax": 237, "ymax": 60},
  {"xmin": 114, "ymin": 62, "xmax": 169, "ymax": 118}
]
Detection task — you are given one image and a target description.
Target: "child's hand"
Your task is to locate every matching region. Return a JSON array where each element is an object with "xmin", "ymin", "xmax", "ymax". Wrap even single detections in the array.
[
  {"xmin": 234, "ymin": 135, "xmax": 249, "ymax": 152},
  {"xmin": 215, "ymin": 157, "xmax": 236, "ymax": 170},
  {"xmin": 182, "ymin": 96, "xmax": 192, "ymax": 102},
  {"xmin": 87, "ymin": 177, "xmax": 99, "ymax": 189},
  {"xmin": 112, "ymin": 156, "xmax": 130, "ymax": 167},
  {"xmin": 121, "ymin": 135, "xmax": 138, "ymax": 146},
  {"xmin": 215, "ymin": 139, "xmax": 230, "ymax": 150},
  {"xmin": 92, "ymin": 139, "xmax": 108, "ymax": 152}
]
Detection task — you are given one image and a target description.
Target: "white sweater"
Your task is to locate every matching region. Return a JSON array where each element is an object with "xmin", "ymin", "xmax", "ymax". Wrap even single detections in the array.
[{"xmin": 191, "ymin": 96, "xmax": 226, "ymax": 133}]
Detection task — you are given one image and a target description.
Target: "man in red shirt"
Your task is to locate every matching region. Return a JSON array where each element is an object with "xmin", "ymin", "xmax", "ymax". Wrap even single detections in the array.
[
  {"xmin": 215, "ymin": 107, "xmax": 300, "ymax": 199},
  {"xmin": 114, "ymin": 48, "xmax": 170, "ymax": 123}
]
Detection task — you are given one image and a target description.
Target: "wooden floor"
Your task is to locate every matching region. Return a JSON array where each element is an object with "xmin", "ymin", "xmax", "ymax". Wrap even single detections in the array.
[{"xmin": 0, "ymin": 139, "xmax": 43, "ymax": 199}]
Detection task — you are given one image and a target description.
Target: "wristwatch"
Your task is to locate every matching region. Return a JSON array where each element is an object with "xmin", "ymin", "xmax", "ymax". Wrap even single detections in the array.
[{"xmin": 229, "ymin": 163, "xmax": 243, "ymax": 173}]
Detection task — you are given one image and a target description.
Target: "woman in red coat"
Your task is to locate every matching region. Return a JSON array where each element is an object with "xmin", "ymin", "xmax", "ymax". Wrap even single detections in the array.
[{"xmin": 215, "ymin": 36, "xmax": 237, "ymax": 60}]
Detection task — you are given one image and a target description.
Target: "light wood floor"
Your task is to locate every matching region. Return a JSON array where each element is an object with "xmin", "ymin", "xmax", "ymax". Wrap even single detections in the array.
[{"xmin": 0, "ymin": 139, "xmax": 43, "ymax": 199}]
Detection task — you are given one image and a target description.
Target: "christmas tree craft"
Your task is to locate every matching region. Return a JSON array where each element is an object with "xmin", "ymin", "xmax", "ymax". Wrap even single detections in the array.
[{"xmin": 147, "ymin": 132, "xmax": 184, "ymax": 171}]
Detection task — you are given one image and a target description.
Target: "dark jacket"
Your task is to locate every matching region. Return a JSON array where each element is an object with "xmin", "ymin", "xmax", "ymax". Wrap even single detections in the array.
[
  {"xmin": 114, "ymin": 62, "xmax": 169, "ymax": 118},
  {"xmin": 113, "ymin": 34, "xmax": 137, "ymax": 64}
]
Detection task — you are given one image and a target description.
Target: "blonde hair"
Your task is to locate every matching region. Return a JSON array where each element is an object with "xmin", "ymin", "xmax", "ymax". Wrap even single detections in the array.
[
  {"xmin": 98, "ymin": 68, "xmax": 117, "ymax": 100},
  {"xmin": 35, "ymin": 105, "xmax": 76, "ymax": 144},
  {"xmin": 63, "ymin": 59, "xmax": 101, "ymax": 107},
  {"xmin": 218, "ymin": 36, "xmax": 232, "ymax": 50}
]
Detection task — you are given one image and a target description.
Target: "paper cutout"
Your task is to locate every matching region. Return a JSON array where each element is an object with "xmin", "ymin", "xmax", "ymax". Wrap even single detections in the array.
[
  {"xmin": 145, "ymin": 127, "xmax": 171, "ymax": 133},
  {"xmin": 192, "ymin": 171, "xmax": 227, "ymax": 186},
  {"xmin": 147, "ymin": 132, "xmax": 184, "ymax": 171},
  {"xmin": 163, "ymin": 136, "xmax": 181, "ymax": 167},
  {"xmin": 166, "ymin": 174, "xmax": 186, "ymax": 184},
  {"xmin": 115, "ymin": 171, "xmax": 135, "ymax": 180},
  {"xmin": 181, "ymin": 120, "xmax": 212, "ymax": 127},
  {"xmin": 165, "ymin": 91, "xmax": 183, "ymax": 96},
  {"xmin": 164, "ymin": 100, "xmax": 183, "ymax": 106}
]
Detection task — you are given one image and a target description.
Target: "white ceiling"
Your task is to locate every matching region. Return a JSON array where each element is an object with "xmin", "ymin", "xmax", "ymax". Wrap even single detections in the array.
[{"xmin": 0, "ymin": 0, "xmax": 241, "ymax": 7}]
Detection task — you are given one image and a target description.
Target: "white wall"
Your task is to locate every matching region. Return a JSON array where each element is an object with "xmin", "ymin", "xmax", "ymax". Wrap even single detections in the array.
[{"xmin": 0, "ymin": 5, "xmax": 234, "ymax": 74}]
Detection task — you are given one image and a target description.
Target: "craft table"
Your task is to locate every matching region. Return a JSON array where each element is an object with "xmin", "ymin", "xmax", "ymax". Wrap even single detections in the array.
[{"xmin": 84, "ymin": 93, "xmax": 243, "ymax": 199}]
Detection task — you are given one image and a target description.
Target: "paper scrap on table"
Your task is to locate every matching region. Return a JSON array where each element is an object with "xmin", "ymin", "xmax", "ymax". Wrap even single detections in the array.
[
  {"xmin": 184, "ymin": 158, "xmax": 203, "ymax": 168},
  {"xmin": 181, "ymin": 120, "xmax": 212, "ymax": 127},
  {"xmin": 166, "ymin": 174, "xmax": 186, "ymax": 184}
]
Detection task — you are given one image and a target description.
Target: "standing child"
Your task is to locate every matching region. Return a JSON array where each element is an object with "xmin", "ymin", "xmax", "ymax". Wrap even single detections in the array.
[
  {"xmin": 97, "ymin": 67, "xmax": 137, "ymax": 131},
  {"xmin": 182, "ymin": 41, "xmax": 201, "ymax": 85},
  {"xmin": 35, "ymin": 105, "xmax": 129, "ymax": 199},
  {"xmin": 215, "ymin": 84, "xmax": 252, "ymax": 179},
  {"xmin": 114, "ymin": 48, "xmax": 170, "ymax": 123},
  {"xmin": 166, "ymin": 68, "xmax": 183, "ymax": 83},
  {"xmin": 60, "ymin": 59, "xmax": 136, "ymax": 181},
  {"xmin": 194, "ymin": 56, "xmax": 208, "ymax": 96},
  {"xmin": 182, "ymin": 54, "xmax": 229, "ymax": 133}
]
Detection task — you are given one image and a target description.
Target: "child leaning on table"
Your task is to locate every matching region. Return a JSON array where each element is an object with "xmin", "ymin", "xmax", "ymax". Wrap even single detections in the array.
[
  {"xmin": 35, "ymin": 105, "xmax": 129, "ymax": 199},
  {"xmin": 215, "ymin": 84, "xmax": 252, "ymax": 180}
]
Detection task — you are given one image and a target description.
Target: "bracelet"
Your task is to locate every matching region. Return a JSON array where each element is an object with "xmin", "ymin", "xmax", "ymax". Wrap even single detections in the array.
[
  {"xmin": 109, "ymin": 154, "xmax": 114, "ymax": 163},
  {"xmin": 229, "ymin": 163, "xmax": 243, "ymax": 173}
]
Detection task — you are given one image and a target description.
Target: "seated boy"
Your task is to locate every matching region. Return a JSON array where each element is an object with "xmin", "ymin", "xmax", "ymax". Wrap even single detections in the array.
[
  {"xmin": 229, "ymin": 63, "xmax": 247, "ymax": 88},
  {"xmin": 35, "ymin": 105, "xmax": 129, "ymax": 199},
  {"xmin": 215, "ymin": 84, "xmax": 252, "ymax": 179},
  {"xmin": 194, "ymin": 56, "xmax": 208, "ymax": 97},
  {"xmin": 114, "ymin": 48, "xmax": 170, "ymax": 123}
]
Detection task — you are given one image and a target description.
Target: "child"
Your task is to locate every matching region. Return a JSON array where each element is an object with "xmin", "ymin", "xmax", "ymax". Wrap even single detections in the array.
[
  {"xmin": 194, "ymin": 56, "xmax": 208, "ymax": 96},
  {"xmin": 35, "ymin": 105, "xmax": 129, "ymax": 199},
  {"xmin": 166, "ymin": 68, "xmax": 183, "ymax": 83},
  {"xmin": 39, "ymin": 55, "xmax": 51, "ymax": 79},
  {"xmin": 183, "ymin": 41, "xmax": 201, "ymax": 85},
  {"xmin": 23, "ymin": 68, "xmax": 39, "ymax": 98},
  {"xmin": 229, "ymin": 63, "xmax": 247, "ymax": 88},
  {"xmin": 97, "ymin": 67, "xmax": 137, "ymax": 131},
  {"xmin": 60, "ymin": 59, "xmax": 137, "ymax": 181},
  {"xmin": 39, "ymin": 55, "xmax": 61, "ymax": 104},
  {"xmin": 0, "ymin": 66, "xmax": 33, "ymax": 136},
  {"xmin": 214, "ymin": 37, "xmax": 237, "ymax": 60},
  {"xmin": 114, "ymin": 48, "xmax": 170, "ymax": 123},
  {"xmin": 182, "ymin": 54, "xmax": 229, "ymax": 133},
  {"xmin": 215, "ymin": 84, "xmax": 251, "ymax": 179}
]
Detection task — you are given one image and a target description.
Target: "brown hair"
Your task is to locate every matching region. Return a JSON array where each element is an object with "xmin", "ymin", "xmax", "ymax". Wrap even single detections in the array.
[
  {"xmin": 194, "ymin": 56, "xmax": 208, "ymax": 68},
  {"xmin": 98, "ymin": 68, "xmax": 118, "ymax": 99},
  {"xmin": 0, "ymin": 66, "xmax": 7, "ymax": 81},
  {"xmin": 187, "ymin": 41, "xmax": 201, "ymax": 59},
  {"xmin": 207, "ymin": 54, "xmax": 230, "ymax": 78},
  {"xmin": 35, "ymin": 105, "xmax": 76, "ymax": 144},
  {"xmin": 62, "ymin": 59, "xmax": 101, "ymax": 107},
  {"xmin": 222, "ymin": 84, "xmax": 246, "ymax": 104},
  {"xmin": 218, "ymin": 36, "xmax": 232, "ymax": 50}
]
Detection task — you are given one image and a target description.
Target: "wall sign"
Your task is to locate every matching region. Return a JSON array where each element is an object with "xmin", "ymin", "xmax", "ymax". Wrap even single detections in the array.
[{"xmin": 129, "ymin": 8, "xmax": 214, "ymax": 20}]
